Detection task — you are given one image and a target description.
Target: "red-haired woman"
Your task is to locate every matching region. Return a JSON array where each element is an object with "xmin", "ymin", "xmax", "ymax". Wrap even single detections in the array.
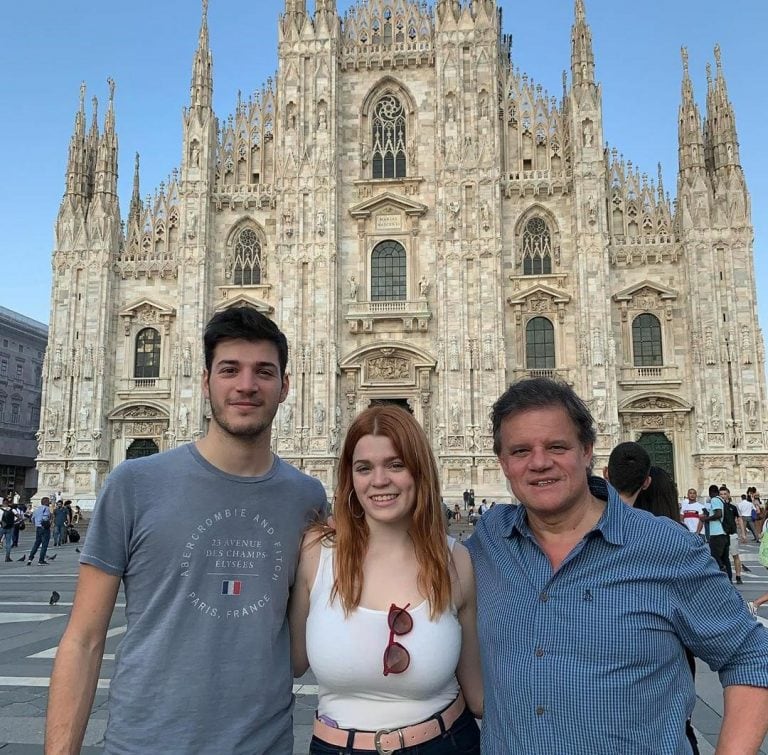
[{"xmin": 290, "ymin": 405, "xmax": 482, "ymax": 754}]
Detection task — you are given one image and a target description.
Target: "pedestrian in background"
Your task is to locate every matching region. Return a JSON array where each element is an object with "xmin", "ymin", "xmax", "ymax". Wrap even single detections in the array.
[
  {"xmin": 53, "ymin": 502, "xmax": 69, "ymax": 546},
  {"xmin": 1, "ymin": 498, "xmax": 16, "ymax": 562},
  {"xmin": 26, "ymin": 497, "xmax": 52, "ymax": 565}
]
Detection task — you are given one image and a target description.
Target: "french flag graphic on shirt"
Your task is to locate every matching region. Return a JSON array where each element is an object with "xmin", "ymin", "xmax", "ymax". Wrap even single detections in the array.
[{"xmin": 221, "ymin": 580, "xmax": 242, "ymax": 596}]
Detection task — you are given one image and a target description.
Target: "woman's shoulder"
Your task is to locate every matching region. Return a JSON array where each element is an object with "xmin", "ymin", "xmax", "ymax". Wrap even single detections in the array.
[{"xmin": 297, "ymin": 529, "xmax": 328, "ymax": 585}]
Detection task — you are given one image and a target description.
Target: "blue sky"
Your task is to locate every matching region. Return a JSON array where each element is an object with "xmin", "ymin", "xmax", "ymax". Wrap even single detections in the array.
[{"xmin": 1, "ymin": 0, "xmax": 766, "ymax": 331}]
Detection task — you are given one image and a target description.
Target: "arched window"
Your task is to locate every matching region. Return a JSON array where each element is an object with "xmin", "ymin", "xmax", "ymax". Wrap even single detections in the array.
[
  {"xmin": 371, "ymin": 240, "xmax": 406, "ymax": 301},
  {"xmin": 522, "ymin": 217, "xmax": 552, "ymax": 275},
  {"xmin": 526, "ymin": 317, "xmax": 555, "ymax": 369},
  {"xmin": 372, "ymin": 94, "xmax": 407, "ymax": 179},
  {"xmin": 632, "ymin": 313, "xmax": 663, "ymax": 366},
  {"xmin": 134, "ymin": 328, "xmax": 161, "ymax": 378},
  {"xmin": 233, "ymin": 228, "xmax": 261, "ymax": 285}
]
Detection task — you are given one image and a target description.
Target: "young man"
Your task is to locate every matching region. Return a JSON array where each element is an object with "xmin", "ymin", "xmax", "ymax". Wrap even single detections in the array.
[
  {"xmin": 467, "ymin": 377, "xmax": 768, "ymax": 754},
  {"xmin": 603, "ymin": 441, "xmax": 651, "ymax": 505},
  {"xmin": 46, "ymin": 308, "xmax": 327, "ymax": 755},
  {"xmin": 720, "ymin": 486, "xmax": 747, "ymax": 584},
  {"xmin": 681, "ymin": 488, "xmax": 703, "ymax": 534},
  {"xmin": 701, "ymin": 483, "xmax": 731, "ymax": 579}
]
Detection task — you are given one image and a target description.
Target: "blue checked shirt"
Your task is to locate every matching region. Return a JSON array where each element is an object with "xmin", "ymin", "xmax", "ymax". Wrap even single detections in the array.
[{"xmin": 467, "ymin": 485, "xmax": 768, "ymax": 754}]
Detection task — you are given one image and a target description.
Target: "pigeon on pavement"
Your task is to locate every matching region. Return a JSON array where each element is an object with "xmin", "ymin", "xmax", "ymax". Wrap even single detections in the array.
[
  {"xmin": 48, "ymin": 554, "xmax": 57, "ymax": 561},
  {"xmin": 49, "ymin": 591, "xmax": 60, "ymax": 606},
  {"xmin": 17, "ymin": 554, "xmax": 25, "ymax": 562}
]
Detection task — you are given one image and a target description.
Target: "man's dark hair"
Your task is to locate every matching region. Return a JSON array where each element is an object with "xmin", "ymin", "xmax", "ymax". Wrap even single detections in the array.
[
  {"xmin": 203, "ymin": 307, "xmax": 288, "ymax": 376},
  {"xmin": 607, "ymin": 442, "xmax": 651, "ymax": 497},
  {"xmin": 491, "ymin": 378, "xmax": 596, "ymax": 456},
  {"xmin": 719, "ymin": 485, "xmax": 730, "ymax": 494},
  {"xmin": 708, "ymin": 484, "xmax": 721, "ymax": 498}
]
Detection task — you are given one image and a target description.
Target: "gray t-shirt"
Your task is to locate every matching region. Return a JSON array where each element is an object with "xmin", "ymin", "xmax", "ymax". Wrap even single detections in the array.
[{"xmin": 80, "ymin": 443, "xmax": 327, "ymax": 754}]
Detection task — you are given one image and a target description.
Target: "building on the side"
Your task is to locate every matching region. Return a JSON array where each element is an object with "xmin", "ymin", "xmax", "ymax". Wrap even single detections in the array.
[
  {"xmin": 37, "ymin": 0, "xmax": 766, "ymax": 506},
  {"xmin": 0, "ymin": 306, "xmax": 47, "ymax": 500}
]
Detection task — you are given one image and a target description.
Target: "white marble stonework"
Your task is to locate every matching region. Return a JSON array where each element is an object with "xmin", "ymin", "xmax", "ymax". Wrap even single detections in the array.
[{"xmin": 38, "ymin": 1, "xmax": 767, "ymax": 506}]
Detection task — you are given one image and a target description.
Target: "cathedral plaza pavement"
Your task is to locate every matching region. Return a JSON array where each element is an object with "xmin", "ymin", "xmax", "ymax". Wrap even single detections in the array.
[{"xmin": 0, "ymin": 519, "xmax": 766, "ymax": 753}]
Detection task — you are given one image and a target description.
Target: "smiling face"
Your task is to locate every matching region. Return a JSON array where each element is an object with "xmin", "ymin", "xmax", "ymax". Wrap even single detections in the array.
[
  {"xmin": 351, "ymin": 434, "xmax": 416, "ymax": 528},
  {"xmin": 687, "ymin": 488, "xmax": 698, "ymax": 502},
  {"xmin": 497, "ymin": 405, "xmax": 594, "ymax": 521},
  {"xmin": 202, "ymin": 338, "xmax": 288, "ymax": 441}
]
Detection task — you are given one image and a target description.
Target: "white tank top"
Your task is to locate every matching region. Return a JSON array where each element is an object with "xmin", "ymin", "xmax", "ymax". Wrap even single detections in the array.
[{"xmin": 306, "ymin": 539, "xmax": 462, "ymax": 730}]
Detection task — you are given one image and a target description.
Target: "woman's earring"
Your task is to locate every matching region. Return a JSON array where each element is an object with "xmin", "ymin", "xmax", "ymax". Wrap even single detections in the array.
[{"xmin": 348, "ymin": 491, "xmax": 364, "ymax": 519}]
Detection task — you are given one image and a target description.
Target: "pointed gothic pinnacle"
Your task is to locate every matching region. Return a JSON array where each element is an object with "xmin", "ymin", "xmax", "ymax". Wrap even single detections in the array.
[
  {"xmin": 575, "ymin": 0, "xmax": 586, "ymax": 22},
  {"xmin": 202, "ymin": 0, "xmax": 208, "ymax": 21},
  {"xmin": 79, "ymin": 81, "xmax": 86, "ymax": 112},
  {"xmin": 706, "ymin": 62, "xmax": 712, "ymax": 87},
  {"xmin": 714, "ymin": 43, "xmax": 722, "ymax": 71},
  {"xmin": 681, "ymin": 46, "xmax": 689, "ymax": 75},
  {"xmin": 107, "ymin": 76, "xmax": 115, "ymax": 108}
]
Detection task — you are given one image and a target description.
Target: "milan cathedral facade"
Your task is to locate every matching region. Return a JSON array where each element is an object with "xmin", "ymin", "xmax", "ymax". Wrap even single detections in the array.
[{"xmin": 38, "ymin": 0, "xmax": 766, "ymax": 505}]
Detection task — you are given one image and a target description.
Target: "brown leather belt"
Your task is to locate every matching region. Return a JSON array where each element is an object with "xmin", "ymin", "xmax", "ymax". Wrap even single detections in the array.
[{"xmin": 312, "ymin": 692, "xmax": 466, "ymax": 754}]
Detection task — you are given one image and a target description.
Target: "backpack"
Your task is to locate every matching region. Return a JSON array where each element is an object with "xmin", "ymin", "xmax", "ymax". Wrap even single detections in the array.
[
  {"xmin": 1, "ymin": 508, "xmax": 15, "ymax": 529},
  {"xmin": 721, "ymin": 499, "xmax": 738, "ymax": 536}
]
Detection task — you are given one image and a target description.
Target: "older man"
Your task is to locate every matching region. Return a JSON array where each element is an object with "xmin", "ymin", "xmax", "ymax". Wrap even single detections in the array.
[{"xmin": 467, "ymin": 377, "xmax": 768, "ymax": 754}]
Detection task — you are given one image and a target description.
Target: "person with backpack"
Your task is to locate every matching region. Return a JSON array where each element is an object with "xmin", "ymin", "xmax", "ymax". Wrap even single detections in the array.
[
  {"xmin": 700, "ymin": 484, "xmax": 732, "ymax": 580},
  {"xmin": 1, "ymin": 498, "xmax": 16, "ymax": 562}
]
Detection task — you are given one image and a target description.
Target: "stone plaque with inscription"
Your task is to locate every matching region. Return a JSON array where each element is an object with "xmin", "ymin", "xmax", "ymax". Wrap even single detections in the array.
[{"xmin": 375, "ymin": 214, "xmax": 402, "ymax": 231}]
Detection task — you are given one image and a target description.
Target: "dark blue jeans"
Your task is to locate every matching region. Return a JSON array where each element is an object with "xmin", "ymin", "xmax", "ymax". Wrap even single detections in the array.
[
  {"xmin": 309, "ymin": 707, "xmax": 480, "ymax": 755},
  {"xmin": 29, "ymin": 526, "xmax": 51, "ymax": 563}
]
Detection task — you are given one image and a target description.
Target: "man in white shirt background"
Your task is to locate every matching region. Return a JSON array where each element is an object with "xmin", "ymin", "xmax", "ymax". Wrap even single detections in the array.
[{"xmin": 681, "ymin": 488, "xmax": 703, "ymax": 535}]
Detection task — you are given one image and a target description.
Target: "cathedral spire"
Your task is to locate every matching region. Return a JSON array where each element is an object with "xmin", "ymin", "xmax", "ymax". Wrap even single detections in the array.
[
  {"xmin": 314, "ymin": 0, "xmax": 336, "ymax": 34},
  {"xmin": 282, "ymin": 0, "xmax": 307, "ymax": 36},
  {"xmin": 128, "ymin": 152, "xmax": 142, "ymax": 227},
  {"xmin": 677, "ymin": 47, "xmax": 705, "ymax": 173},
  {"xmin": 64, "ymin": 82, "xmax": 88, "ymax": 198},
  {"xmin": 190, "ymin": 0, "xmax": 213, "ymax": 111},
  {"xmin": 705, "ymin": 44, "xmax": 740, "ymax": 171},
  {"xmin": 94, "ymin": 78, "xmax": 118, "ymax": 197},
  {"xmin": 570, "ymin": 0, "xmax": 595, "ymax": 88}
]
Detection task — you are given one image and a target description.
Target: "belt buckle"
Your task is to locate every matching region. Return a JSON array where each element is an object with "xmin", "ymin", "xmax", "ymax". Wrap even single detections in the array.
[{"xmin": 374, "ymin": 727, "xmax": 404, "ymax": 755}]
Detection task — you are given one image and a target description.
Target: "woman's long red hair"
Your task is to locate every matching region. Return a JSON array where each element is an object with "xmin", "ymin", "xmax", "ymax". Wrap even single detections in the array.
[{"xmin": 319, "ymin": 405, "xmax": 450, "ymax": 620}]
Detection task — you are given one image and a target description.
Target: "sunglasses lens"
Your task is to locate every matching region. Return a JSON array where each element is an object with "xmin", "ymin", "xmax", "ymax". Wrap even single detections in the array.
[
  {"xmin": 388, "ymin": 607, "xmax": 413, "ymax": 635},
  {"xmin": 384, "ymin": 642, "xmax": 410, "ymax": 674}
]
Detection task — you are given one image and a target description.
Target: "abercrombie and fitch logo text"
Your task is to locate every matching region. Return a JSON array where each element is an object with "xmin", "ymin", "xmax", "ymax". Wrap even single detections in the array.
[{"xmin": 179, "ymin": 507, "xmax": 284, "ymax": 621}]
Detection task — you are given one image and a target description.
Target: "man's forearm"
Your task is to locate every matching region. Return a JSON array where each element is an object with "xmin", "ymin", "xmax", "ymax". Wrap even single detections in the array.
[
  {"xmin": 45, "ymin": 631, "xmax": 107, "ymax": 754},
  {"xmin": 716, "ymin": 685, "xmax": 768, "ymax": 755}
]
